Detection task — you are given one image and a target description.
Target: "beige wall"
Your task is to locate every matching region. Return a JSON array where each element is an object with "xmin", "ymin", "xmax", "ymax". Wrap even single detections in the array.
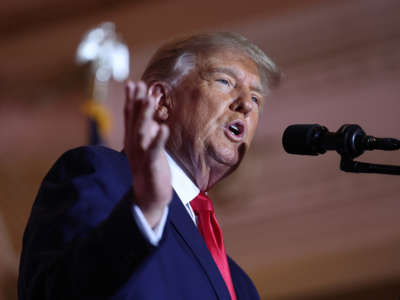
[{"xmin": 1, "ymin": 0, "xmax": 400, "ymax": 299}]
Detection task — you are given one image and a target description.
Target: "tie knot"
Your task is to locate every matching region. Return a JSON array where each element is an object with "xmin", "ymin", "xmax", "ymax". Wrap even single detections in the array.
[{"xmin": 190, "ymin": 191, "xmax": 214, "ymax": 213}]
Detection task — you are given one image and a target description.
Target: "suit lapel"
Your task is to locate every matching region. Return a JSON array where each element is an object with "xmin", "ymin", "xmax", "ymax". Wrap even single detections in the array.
[{"xmin": 169, "ymin": 191, "xmax": 231, "ymax": 300}]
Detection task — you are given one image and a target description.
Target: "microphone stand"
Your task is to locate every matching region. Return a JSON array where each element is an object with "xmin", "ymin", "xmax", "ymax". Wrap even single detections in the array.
[{"xmin": 340, "ymin": 156, "xmax": 400, "ymax": 175}]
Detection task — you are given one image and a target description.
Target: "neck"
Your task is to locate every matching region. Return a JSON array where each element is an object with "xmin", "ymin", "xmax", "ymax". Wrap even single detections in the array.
[{"xmin": 166, "ymin": 148, "xmax": 231, "ymax": 192}]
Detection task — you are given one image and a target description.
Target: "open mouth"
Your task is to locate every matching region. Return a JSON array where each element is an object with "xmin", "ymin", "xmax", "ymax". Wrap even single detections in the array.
[{"xmin": 224, "ymin": 120, "xmax": 245, "ymax": 142}]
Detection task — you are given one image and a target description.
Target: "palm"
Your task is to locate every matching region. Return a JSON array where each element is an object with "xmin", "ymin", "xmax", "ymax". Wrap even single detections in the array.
[{"xmin": 124, "ymin": 81, "xmax": 171, "ymax": 227}]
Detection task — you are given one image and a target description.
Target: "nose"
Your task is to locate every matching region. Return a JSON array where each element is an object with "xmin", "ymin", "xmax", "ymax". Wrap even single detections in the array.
[{"xmin": 229, "ymin": 95, "xmax": 253, "ymax": 117}]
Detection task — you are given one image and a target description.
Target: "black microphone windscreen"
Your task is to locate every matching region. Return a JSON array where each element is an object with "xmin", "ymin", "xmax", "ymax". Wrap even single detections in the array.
[{"xmin": 282, "ymin": 124, "xmax": 322, "ymax": 155}]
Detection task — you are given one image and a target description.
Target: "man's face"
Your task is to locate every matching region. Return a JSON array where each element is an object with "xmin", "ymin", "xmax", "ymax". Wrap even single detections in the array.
[{"xmin": 166, "ymin": 47, "xmax": 265, "ymax": 188}]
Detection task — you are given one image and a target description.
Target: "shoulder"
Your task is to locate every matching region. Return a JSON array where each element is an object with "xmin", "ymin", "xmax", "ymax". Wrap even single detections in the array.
[
  {"xmin": 31, "ymin": 146, "xmax": 132, "ymax": 230},
  {"xmin": 39, "ymin": 146, "xmax": 132, "ymax": 201},
  {"xmin": 47, "ymin": 146, "xmax": 129, "ymax": 181},
  {"xmin": 58, "ymin": 145, "xmax": 127, "ymax": 168}
]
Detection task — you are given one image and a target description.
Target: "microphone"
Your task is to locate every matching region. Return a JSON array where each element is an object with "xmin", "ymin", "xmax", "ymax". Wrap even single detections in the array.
[{"xmin": 282, "ymin": 124, "xmax": 400, "ymax": 158}]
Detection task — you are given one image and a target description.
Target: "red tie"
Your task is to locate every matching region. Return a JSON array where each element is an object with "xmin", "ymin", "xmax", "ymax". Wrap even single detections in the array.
[{"xmin": 190, "ymin": 192, "xmax": 237, "ymax": 300}]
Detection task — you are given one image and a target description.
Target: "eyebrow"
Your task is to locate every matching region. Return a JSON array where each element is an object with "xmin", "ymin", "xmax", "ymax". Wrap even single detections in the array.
[{"xmin": 210, "ymin": 67, "xmax": 265, "ymax": 95}]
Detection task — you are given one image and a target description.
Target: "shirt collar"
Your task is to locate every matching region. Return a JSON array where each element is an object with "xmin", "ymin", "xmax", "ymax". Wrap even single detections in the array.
[{"xmin": 165, "ymin": 151, "xmax": 199, "ymax": 205}]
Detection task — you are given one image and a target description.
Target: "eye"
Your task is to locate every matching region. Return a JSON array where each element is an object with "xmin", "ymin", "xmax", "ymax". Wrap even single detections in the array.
[
  {"xmin": 216, "ymin": 79, "xmax": 230, "ymax": 86},
  {"xmin": 251, "ymin": 96, "xmax": 259, "ymax": 105}
]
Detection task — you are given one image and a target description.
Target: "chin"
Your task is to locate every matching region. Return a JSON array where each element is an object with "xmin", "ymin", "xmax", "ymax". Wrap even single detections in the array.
[{"xmin": 209, "ymin": 143, "xmax": 244, "ymax": 168}]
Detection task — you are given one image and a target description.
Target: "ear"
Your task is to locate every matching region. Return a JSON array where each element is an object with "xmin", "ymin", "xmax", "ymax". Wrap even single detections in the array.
[{"xmin": 148, "ymin": 81, "xmax": 172, "ymax": 122}]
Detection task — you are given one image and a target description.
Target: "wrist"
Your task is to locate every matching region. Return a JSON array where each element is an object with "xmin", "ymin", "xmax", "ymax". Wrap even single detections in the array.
[{"xmin": 138, "ymin": 204, "xmax": 166, "ymax": 229}]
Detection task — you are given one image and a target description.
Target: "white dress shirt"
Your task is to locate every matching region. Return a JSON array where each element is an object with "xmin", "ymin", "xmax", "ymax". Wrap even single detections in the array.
[{"xmin": 132, "ymin": 152, "xmax": 199, "ymax": 246}]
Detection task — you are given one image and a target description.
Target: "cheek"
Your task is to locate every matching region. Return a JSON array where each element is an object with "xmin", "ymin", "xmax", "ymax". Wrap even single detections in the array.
[
  {"xmin": 196, "ymin": 105, "xmax": 222, "ymax": 134},
  {"xmin": 180, "ymin": 86, "xmax": 231, "ymax": 137},
  {"xmin": 198, "ymin": 91, "xmax": 227, "ymax": 122}
]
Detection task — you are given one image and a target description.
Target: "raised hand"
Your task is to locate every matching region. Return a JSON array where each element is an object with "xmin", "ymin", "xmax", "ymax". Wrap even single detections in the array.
[{"xmin": 124, "ymin": 81, "xmax": 171, "ymax": 228}]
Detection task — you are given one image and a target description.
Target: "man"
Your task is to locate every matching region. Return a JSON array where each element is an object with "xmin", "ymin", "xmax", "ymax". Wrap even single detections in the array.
[{"xmin": 18, "ymin": 32, "xmax": 280, "ymax": 300}]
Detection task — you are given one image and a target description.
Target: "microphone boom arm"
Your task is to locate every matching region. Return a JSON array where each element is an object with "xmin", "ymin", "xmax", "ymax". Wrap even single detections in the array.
[
  {"xmin": 340, "ymin": 156, "xmax": 400, "ymax": 175},
  {"xmin": 338, "ymin": 125, "xmax": 400, "ymax": 175}
]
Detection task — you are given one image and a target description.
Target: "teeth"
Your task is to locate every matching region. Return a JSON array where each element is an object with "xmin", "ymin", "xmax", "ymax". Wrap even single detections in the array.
[{"xmin": 229, "ymin": 124, "xmax": 240, "ymax": 135}]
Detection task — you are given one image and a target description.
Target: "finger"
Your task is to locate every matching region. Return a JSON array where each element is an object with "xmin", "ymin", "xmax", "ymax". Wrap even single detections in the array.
[
  {"xmin": 138, "ymin": 86, "xmax": 156, "ymax": 137},
  {"xmin": 136, "ymin": 81, "xmax": 147, "ymax": 100},
  {"xmin": 138, "ymin": 104, "xmax": 157, "ymax": 149},
  {"xmin": 143, "ymin": 92, "xmax": 157, "ymax": 122},
  {"xmin": 124, "ymin": 81, "xmax": 135, "ymax": 125},
  {"xmin": 136, "ymin": 89, "xmax": 157, "ymax": 146},
  {"xmin": 124, "ymin": 81, "xmax": 136, "ymax": 145},
  {"xmin": 124, "ymin": 81, "xmax": 132, "ymax": 145},
  {"xmin": 130, "ymin": 81, "xmax": 148, "ymax": 129},
  {"xmin": 126, "ymin": 81, "xmax": 153, "ymax": 150},
  {"xmin": 148, "ymin": 124, "xmax": 170, "ymax": 159}
]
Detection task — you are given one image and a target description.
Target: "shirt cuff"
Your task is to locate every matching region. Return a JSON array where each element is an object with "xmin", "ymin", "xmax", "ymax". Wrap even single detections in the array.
[{"xmin": 132, "ymin": 204, "xmax": 168, "ymax": 246}]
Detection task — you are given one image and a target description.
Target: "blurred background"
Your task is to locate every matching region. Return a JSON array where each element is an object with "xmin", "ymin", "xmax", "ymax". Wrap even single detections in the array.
[{"xmin": 0, "ymin": 0, "xmax": 399, "ymax": 299}]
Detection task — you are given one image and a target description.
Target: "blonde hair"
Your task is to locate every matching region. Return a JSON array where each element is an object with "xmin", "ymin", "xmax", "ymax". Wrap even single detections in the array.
[{"xmin": 141, "ymin": 32, "xmax": 281, "ymax": 90}]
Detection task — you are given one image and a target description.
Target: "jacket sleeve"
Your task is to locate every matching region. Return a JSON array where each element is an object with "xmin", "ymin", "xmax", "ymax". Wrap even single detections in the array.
[{"xmin": 18, "ymin": 146, "xmax": 157, "ymax": 300}]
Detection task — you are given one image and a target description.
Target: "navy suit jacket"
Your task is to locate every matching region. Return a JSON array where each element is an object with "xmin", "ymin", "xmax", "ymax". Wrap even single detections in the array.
[{"xmin": 18, "ymin": 146, "xmax": 260, "ymax": 300}]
